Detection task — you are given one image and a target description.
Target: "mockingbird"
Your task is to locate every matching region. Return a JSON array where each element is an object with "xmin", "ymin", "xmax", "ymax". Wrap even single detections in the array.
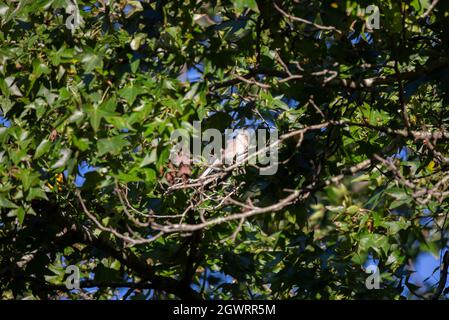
[{"xmin": 199, "ymin": 130, "xmax": 250, "ymax": 179}]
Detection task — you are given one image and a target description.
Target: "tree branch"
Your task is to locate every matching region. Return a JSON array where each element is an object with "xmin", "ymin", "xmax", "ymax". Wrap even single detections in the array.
[
  {"xmin": 432, "ymin": 251, "xmax": 449, "ymax": 300},
  {"xmin": 31, "ymin": 199, "xmax": 200, "ymax": 300},
  {"xmin": 210, "ymin": 57, "xmax": 449, "ymax": 91}
]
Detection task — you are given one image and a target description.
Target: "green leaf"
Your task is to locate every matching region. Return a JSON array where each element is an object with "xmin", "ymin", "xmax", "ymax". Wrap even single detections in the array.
[
  {"xmin": 73, "ymin": 136, "xmax": 90, "ymax": 152},
  {"xmin": 140, "ymin": 150, "xmax": 157, "ymax": 167},
  {"xmin": 0, "ymin": 197, "xmax": 18, "ymax": 209},
  {"xmin": 19, "ymin": 170, "xmax": 40, "ymax": 191},
  {"xmin": 233, "ymin": 0, "xmax": 259, "ymax": 13},
  {"xmin": 34, "ymin": 139, "xmax": 51, "ymax": 159},
  {"xmin": 81, "ymin": 52, "xmax": 103, "ymax": 73},
  {"xmin": 144, "ymin": 168, "xmax": 156, "ymax": 183},
  {"xmin": 384, "ymin": 219, "xmax": 410, "ymax": 235},
  {"xmin": 97, "ymin": 135, "xmax": 130, "ymax": 156},
  {"xmin": 359, "ymin": 233, "xmax": 390, "ymax": 257},
  {"xmin": 32, "ymin": 59, "xmax": 50, "ymax": 78},
  {"xmin": 16, "ymin": 207, "xmax": 26, "ymax": 225},
  {"xmin": 86, "ymin": 96, "xmax": 119, "ymax": 131},
  {"xmin": 119, "ymin": 85, "xmax": 144, "ymax": 105},
  {"xmin": 0, "ymin": 77, "xmax": 10, "ymax": 97},
  {"xmin": 26, "ymin": 187, "xmax": 48, "ymax": 201}
]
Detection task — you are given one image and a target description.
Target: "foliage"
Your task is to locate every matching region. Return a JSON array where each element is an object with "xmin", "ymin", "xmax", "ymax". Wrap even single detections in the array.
[{"xmin": 1, "ymin": 0, "xmax": 449, "ymax": 300}]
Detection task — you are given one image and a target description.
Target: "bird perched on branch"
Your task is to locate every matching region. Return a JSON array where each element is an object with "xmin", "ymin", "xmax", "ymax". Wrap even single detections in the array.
[{"xmin": 199, "ymin": 130, "xmax": 250, "ymax": 179}]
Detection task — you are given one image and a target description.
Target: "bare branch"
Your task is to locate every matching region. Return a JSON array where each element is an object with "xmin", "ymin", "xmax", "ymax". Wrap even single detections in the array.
[
  {"xmin": 76, "ymin": 190, "xmax": 163, "ymax": 246},
  {"xmin": 421, "ymin": 0, "xmax": 440, "ymax": 18},
  {"xmin": 273, "ymin": 3, "xmax": 342, "ymax": 34}
]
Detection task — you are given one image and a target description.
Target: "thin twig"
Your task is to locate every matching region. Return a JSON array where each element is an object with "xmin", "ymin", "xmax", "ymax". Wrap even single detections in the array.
[
  {"xmin": 421, "ymin": 0, "xmax": 440, "ymax": 18},
  {"xmin": 273, "ymin": 2, "xmax": 342, "ymax": 34},
  {"xmin": 76, "ymin": 190, "xmax": 163, "ymax": 245}
]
